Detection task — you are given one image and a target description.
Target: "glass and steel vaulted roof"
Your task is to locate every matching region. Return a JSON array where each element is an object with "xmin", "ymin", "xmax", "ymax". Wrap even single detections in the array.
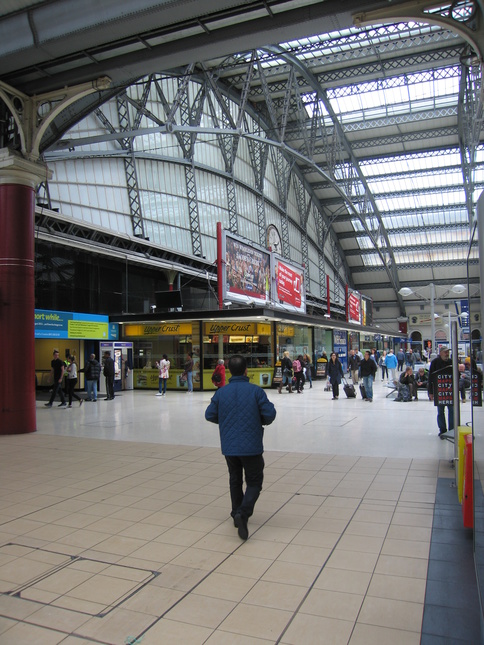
[
  {"xmin": 0, "ymin": 0, "xmax": 481, "ymax": 322},
  {"xmin": 195, "ymin": 14, "xmax": 481, "ymax": 318}
]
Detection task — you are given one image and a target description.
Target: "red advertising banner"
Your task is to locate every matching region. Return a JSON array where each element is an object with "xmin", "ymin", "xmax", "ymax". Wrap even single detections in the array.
[
  {"xmin": 348, "ymin": 291, "xmax": 361, "ymax": 324},
  {"xmin": 276, "ymin": 260, "xmax": 302, "ymax": 307}
]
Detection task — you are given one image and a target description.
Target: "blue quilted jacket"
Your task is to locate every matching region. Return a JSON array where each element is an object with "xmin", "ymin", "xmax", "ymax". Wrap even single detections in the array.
[{"xmin": 205, "ymin": 375, "xmax": 276, "ymax": 456}]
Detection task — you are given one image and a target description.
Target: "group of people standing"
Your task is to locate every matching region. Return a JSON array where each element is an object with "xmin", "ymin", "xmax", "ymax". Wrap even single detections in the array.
[
  {"xmin": 45, "ymin": 349, "xmax": 115, "ymax": 407},
  {"xmin": 278, "ymin": 352, "xmax": 313, "ymax": 394}
]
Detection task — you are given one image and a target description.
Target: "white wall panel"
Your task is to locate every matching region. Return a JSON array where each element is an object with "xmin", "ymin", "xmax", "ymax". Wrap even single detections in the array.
[
  {"xmin": 263, "ymin": 158, "xmax": 279, "ymax": 205},
  {"xmin": 140, "ymin": 191, "xmax": 190, "ymax": 228},
  {"xmin": 195, "ymin": 140, "xmax": 225, "ymax": 172},
  {"xmin": 234, "ymin": 155, "xmax": 256, "ymax": 190},
  {"xmin": 197, "ymin": 171, "xmax": 227, "ymax": 209},
  {"xmin": 198, "ymin": 202, "xmax": 227, "ymax": 239},
  {"xmin": 236, "ymin": 187, "xmax": 258, "ymax": 226}
]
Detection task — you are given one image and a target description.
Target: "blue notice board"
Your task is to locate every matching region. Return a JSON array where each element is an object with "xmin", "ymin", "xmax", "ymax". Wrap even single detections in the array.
[{"xmin": 333, "ymin": 329, "xmax": 348, "ymax": 371}]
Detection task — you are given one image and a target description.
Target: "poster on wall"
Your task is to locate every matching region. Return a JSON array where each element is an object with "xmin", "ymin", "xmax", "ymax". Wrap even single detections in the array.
[
  {"xmin": 272, "ymin": 256, "xmax": 306, "ymax": 314},
  {"xmin": 348, "ymin": 291, "xmax": 361, "ymax": 324},
  {"xmin": 361, "ymin": 296, "xmax": 373, "ymax": 326},
  {"xmin": 223, "ymin": 232, "xmax": 271, "ymax": 305}
]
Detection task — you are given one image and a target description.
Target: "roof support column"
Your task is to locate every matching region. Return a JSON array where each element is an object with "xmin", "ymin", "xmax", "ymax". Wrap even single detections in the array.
[{"xmin": 0, "ymin": 149, "xmax": 51, "ymax": 433}]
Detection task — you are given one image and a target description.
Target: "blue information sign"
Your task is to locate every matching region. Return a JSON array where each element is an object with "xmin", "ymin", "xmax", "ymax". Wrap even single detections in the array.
[{"xmin": 35, "ymin": 309, "xmax": 118, "ymax": 340}]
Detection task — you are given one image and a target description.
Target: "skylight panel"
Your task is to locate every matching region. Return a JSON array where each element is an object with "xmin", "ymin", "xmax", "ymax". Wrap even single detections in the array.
[{"xmin": 361, "ymin": 254, "xmax": 384, "ymax": 267}]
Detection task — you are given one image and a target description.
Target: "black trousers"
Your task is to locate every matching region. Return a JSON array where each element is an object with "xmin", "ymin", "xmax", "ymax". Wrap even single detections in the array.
[
  {"xmin": 67, "ymin": 378, "xmax": 82, "ymax": 405},
  {"xmin": 48, "ymin": 381, "xmax": 65, "ymax": 405},
  {"xmin": 105, "ymin": 377, "xmax": 115, "ymax": 399},
  {"xmin": 225, "ymin": 454, "xmax": 264, "ymax": 520}
]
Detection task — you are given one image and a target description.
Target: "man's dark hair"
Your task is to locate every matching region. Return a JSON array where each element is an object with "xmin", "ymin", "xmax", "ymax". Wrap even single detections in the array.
[{"xmin": 228, "ymin": 354, "xmax": 247, "ymax": 376}]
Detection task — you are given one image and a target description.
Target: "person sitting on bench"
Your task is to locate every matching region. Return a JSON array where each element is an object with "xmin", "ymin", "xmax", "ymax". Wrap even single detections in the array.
[
  {"xmin": 398, "ymin": 366, "xmax": 418, "ymax": 401},
  {"xmin": 415, "ymin": 367, "xmax": 428, "ymax": 391}
]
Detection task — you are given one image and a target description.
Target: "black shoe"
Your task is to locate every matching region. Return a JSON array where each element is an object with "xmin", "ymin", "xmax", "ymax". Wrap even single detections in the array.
[
  {"xmin": 234, "ymin": 513, "xmax": 248, "ymax": 540},
  {"xmin": 439, "ymin": 430, "xmax": 447, "ymax": 439},
  {"xmin": 44, "ymin": 403, "xmax": 52, "ymax": 407}
]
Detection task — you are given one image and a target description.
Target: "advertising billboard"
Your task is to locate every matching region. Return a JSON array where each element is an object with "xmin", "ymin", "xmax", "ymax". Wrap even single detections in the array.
[
  {"xmin": 272, "ymin": 257, "xmax": 306, "ymax": 314},
  {"xmin": 223, "ymin": 232, "xmax": 271, "ymax": 305},
  {"xmin": 348, "ymin": 291, "xmax": 361, "ymax": 324},
  {"xmin": 361, "ymin": 295, "xmax": 373, "ymax": 326}
]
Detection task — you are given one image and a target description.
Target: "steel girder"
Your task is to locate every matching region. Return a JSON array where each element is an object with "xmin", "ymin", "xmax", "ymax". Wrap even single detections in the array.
[
  {"xmin": 345, "ymin": 240, "xmax": 473, "ymax": 256},
  {"xmin": 156, "ymin": 66, "xmax": 205, "ymax": 257},
  {"xmin": 115, "ymin": 92, "xmax": 146, "ymax": 239},
  {"xmin": 292, "ymin": 174, "xmax": 311, "ymax": 288},
  {"xmin": 338, "ymin": 221, "xmax": 472, "ymax": 238},
  {"xmin": 353, "ymin": 258, "xmax": 478, "ymax": 272},
  {"xmin": 245, "ymin": 116, "xmax": 270, "ymax": 247}
]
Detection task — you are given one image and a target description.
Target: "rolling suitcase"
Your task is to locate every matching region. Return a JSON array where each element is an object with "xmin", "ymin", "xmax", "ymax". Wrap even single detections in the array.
[
  {"xmin": 342, "ymin": 378, "xmax": 356, "ymax": 398},
  {"xmin": 359, "ymin": 384, "xmax": 367, "ymax": 400}
]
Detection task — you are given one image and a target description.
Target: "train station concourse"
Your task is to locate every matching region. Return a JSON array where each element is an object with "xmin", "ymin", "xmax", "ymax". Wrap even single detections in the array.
[{"xmin": 1, "ymin": 1, "xmax": 484, "ymax": 643}]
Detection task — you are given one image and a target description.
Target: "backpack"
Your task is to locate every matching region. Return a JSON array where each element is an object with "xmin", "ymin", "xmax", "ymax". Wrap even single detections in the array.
[
  {"xmin": 293, "ymin": 359, "xmax": 301, "ymax": 372},
  {"xmin": 396, "ymin": 384, "xmax": 411, "ymax": 402}
]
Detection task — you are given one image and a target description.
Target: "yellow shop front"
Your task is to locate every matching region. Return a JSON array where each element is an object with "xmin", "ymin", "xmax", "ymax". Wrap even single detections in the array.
[
  {"xmin": 202, "ymin": 321, "xmax": 274, "ymax": 389},
  {"xmin": 122, "ymin": 321, "xmax": 201, "ymax": 391}
]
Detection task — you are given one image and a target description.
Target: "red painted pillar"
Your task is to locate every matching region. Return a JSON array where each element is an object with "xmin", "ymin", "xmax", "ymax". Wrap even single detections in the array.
[
  {"xmin": 217, "ymin": 222, "xmax": 223, "ymax": 310},
  {"xmin": 0, "ymin": 150, "xmax": 47, "ymax": 434}
]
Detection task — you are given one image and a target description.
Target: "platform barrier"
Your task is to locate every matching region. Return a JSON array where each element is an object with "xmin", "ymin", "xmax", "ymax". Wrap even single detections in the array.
[
  {"xmin": 462, "ymin": 433, "xmax": 473, "ymax": 528},
  {"xmin": 457, "ymin": 426, "xmax": 472, "ymax": 504}
]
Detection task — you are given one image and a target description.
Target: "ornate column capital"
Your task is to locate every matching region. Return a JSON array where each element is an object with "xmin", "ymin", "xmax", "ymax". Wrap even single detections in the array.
[{"xmin": 0, "ymin": 148, "xmax": 52, "ymax": 188}]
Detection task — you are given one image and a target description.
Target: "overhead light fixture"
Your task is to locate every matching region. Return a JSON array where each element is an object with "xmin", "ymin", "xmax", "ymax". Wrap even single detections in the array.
[
  {"xmin": 451, "ymin": 284, "xmax": 466, "ymax": 294},
  {"xmin": 398, "ymin": 287, "xmax": 414, "ymax": 297}
]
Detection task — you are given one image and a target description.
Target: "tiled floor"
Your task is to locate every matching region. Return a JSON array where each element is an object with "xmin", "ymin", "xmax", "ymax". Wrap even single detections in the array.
[{"xmin": 0, "ymin": 378, "xmax": 480, "ymax": 644}]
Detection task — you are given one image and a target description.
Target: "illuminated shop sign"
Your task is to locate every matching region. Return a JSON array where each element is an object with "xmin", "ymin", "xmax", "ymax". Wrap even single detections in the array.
[
  {"xmin": 124, "ymin": 323, "xmax": 193, "ymax": 336},
  {"xmin": 204, "ymin": 322, "xmax": 256, "ymax": 334},
  {"xmin": 277, "ymin": 324, "xmax": 295, "ymax": 337},
  {"xmin": 35, "ymin": 309, "xmax": 116, "ymax": 340}
]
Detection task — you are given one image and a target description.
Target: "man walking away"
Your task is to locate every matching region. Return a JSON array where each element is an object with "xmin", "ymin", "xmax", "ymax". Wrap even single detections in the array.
[
  {"xmin": 385, "ymin": 349, "xmax": 398, "ymax": 384},
  {"xmin": 205, "ymin": 355, "xmax": 276, "ymax": 540}
]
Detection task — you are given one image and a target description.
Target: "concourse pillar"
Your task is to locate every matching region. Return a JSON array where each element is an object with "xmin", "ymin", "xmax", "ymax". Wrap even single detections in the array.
[{"xmin": 0, "ymin": 148, "xmax": 50, "ymax": 434}]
